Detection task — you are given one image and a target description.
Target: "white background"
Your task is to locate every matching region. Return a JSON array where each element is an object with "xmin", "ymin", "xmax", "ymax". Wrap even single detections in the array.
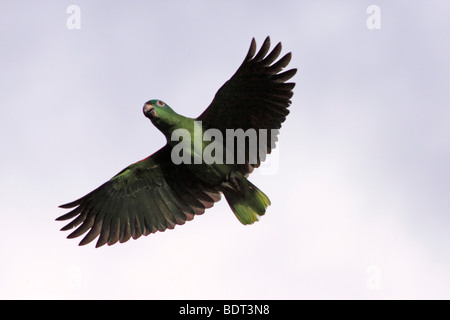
[{"xmin": 1, "ymin": 1, "xmax": 449, "ymax": 299}]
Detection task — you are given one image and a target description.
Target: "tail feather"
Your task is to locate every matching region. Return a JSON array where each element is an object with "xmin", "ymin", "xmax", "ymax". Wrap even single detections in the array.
[{"xmin": 223, "ymin": 179, "xmax": 270, "ymax": 225}]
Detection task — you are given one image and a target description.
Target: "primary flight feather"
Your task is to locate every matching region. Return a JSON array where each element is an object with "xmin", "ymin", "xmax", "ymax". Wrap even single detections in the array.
[{"xmin": 57, "ymin": 36, "xmax": 297, "ymax": 247}]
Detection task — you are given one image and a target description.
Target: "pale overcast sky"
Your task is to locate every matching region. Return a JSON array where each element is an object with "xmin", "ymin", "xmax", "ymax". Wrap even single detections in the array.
[{"xmin": 1, "ymin": 1, "xmax": 449, "ymax": 299}]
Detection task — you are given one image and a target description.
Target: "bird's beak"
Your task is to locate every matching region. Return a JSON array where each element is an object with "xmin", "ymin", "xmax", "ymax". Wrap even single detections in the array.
[{"xmin": 143, "ymin": 104, "xmax": 157, "ymax": 118}]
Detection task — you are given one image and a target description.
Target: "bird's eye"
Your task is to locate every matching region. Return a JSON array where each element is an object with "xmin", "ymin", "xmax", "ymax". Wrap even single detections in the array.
[{"xmin": 156, "ymin": 100, "xmax": 165, "ymax": 107}]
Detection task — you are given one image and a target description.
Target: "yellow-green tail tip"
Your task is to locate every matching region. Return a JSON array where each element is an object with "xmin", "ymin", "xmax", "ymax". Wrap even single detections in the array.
[{"xmin": 224, "ymin": 181, "xmax": 271, "ymax": 225}]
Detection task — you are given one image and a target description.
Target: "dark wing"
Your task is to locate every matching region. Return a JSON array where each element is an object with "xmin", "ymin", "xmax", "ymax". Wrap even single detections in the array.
[
  {"xmin": 56, "ymin": 146, "xmax": 221, "ymax": 247},
  {"xmin": 197, "ymin": 36, "xmax": 296, "ymax": 174}
]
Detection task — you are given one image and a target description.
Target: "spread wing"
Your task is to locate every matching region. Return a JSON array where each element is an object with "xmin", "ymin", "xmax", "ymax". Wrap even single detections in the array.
[
  {"xmin": 56, "ymin": 147, "xmax": 221, "ymax": 247},
  {"xmin": 197, "ymin": 36, "xmax": 296, "ymax": 174}
]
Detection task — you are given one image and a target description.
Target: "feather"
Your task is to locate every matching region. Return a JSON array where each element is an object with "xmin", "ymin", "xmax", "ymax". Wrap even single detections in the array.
[{"xmin": 253, "ymin": 36, "xmax": 271, "ymax": 62}]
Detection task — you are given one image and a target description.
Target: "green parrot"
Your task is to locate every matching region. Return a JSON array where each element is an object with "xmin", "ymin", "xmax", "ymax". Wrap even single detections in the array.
[{"xmin": 57, "ymin": 36, "xmax": 297, "ymax": 247}]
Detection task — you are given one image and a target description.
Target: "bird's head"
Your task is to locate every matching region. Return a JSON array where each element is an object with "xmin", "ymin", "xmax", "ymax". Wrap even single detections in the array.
[
  {"xmin": 143, "ymin": 99, "xmax": 181, "ymax": 133},
  {"xmin": 143, "ymin": 99, "xmax": 174, "ymax": 119}
]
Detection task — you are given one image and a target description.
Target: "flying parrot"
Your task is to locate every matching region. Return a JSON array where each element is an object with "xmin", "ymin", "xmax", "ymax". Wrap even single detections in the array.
[{"xmin": 57, "ymin": 36, "xmax": 297, "ymax": 247}]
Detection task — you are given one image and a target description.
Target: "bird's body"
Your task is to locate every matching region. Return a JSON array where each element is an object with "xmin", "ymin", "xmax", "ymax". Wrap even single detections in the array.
[
  {"xmin": 145, "ymin": 105, "xmax": 232, "ymax": 185},
  {"xmin": 57, "ymin": 37, "xmax": 297, "ymax": 247},
  {"xmin": 146, "ymin": 102, "xmax": 270, "ymax": 225}
]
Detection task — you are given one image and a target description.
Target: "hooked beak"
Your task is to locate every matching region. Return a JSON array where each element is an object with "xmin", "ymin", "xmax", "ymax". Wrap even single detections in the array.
[{"xmin": 143, "ymin": 104, "xmax": 157, "ymax": 118}]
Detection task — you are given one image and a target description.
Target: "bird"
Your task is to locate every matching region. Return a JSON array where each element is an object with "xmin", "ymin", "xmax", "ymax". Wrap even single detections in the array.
[{"xmin": 57, "ymin": 36, "xmax": 297, "ymax": 247}]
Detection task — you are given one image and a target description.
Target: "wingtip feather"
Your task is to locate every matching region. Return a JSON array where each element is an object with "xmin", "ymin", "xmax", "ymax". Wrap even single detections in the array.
[
  {"xmin": 59, "ymin": 201, "xmax": 79, "ymax": 209},
  {"xmin": 253, "ymin": 37, "xmax": 271, "ymax": 62},
  {"xmin": 245, "ymin": 38, "xmax": 257, "ymax": 61}
]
